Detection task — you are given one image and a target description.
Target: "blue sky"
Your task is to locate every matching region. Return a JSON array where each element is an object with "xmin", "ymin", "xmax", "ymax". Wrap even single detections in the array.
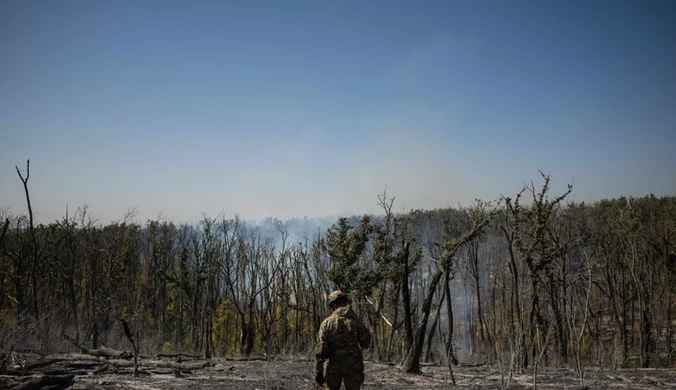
[{"xmin": 1, "ymin": 0, "xmax": 675, "ymax": 224}]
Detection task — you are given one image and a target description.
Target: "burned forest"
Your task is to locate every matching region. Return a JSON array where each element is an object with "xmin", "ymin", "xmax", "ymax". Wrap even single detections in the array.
[{"xmin": 1, "ymin": 166, "xmax": 675, "ymax": 389}]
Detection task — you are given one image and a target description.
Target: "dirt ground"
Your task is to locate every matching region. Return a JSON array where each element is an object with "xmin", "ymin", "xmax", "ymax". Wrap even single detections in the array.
[{"xmin": 58, "ymin": 357, "xmax": 676, "ymax": 390}]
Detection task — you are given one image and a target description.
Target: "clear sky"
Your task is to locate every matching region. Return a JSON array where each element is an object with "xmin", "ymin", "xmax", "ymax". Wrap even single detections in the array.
[{"xmin": 1, "ymin": 0, "xmax": 675, "ymax": 224}]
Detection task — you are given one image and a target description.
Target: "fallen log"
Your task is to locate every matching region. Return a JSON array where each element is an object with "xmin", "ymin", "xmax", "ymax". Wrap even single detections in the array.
[
  {"xmin": 156, "ymin": 353, "xmax": 200, "ymax": 360},
  {"xmin": 102, "ymin": 359, "xmax": 210, "ymax": 370},
  {"xmin": 25, "ymin": 360, "xmax": 65, "ymax": 371},
  {"xmin": 147, "ymin": 369, "xmax": 173, "ymax": 375},
  {"xmin": 10, "ymin": 374, "xmax": 74, "ymax": 390},
  {"xmin": 2, "ymin": 362, "xmax": 99, "ymax": 378},
  {"xmin": 66, "ymin": 362, "xmax": 106, "ymax": 370},
  {"xmin": 63, "ymin": 335, "xmax": 132, "ymax": 360},
  {"xmin": 65, "ymin": 356, "xmax": 211, "ymax": 371},
  {"xmin": 111, "ymin": 368, "xmax": 151, "ymax": 376},
  {"xmin": 1, "ymin": 369, "xmax": 27, "ymax": 377},
  {"xmin": 92, "ymin": 365, "xmax": 108, "ymax": 376},
  {"xmin": 79, "ymin": 346, "xmax": 131, "ymax": 360},
  {"xmin": 43, "ymin": 370, "xmax": 89, "ymax": 376},
  {"xmin": 224, "ymin": 356, "xmax": 268, "ymax": 362},
  {"xmin": 459, "ymin": 362, "xmax": 486, "ymax": 367},
  {"xmin": 156, "ymin": 361, "xmax": 209, "ymax": 370}
]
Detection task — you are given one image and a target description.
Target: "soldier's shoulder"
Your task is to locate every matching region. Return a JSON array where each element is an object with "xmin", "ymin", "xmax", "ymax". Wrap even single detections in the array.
[{"xmin": 320, "ymin": 313, "xmax": 339, "ymax": 328}]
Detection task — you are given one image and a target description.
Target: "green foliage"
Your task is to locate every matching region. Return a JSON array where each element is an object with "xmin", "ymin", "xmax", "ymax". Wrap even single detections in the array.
[
  {"xmin": 505, "ymin": 171, "xmax": 573, "ymax": 274},
  {"xmin": 324, "ymin": 216, "xmax": 380, "ymax": 298}
]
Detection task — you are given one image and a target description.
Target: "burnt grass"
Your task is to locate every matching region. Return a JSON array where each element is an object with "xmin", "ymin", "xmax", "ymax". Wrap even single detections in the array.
[{"xmin": 61, "ymin": 358, "xmax": 676, "ymax": 390}]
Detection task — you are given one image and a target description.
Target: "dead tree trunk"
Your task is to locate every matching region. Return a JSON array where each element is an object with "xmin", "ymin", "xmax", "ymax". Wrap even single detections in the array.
[
  {"xmin": 401, "ymin": 241, "xmax": 414, "ymax": 354},
  {"xmin": 0, "ymin": 218, "xmax": 9, "ymax": 310},
  {"xmin": 400, "ymin": 267, "xmax": 444, "ymax": 374},
  {"xmin": 387, "ymin": 279, "xmax": 400, "ymax": 361},
  {"xmin": 443, "ymin": 267, "xmax": 459, "ymax": 365},
  {"xmin": 547, "ymin": 272, "xmax": 567, "ymax": 361},
  {"xmin": 400, "ymin": 219, "xmax": 488, "ymax": 374},
  {"xmin": 0, "ymin": 218, "xmax": 9, "ymax": 250},
  {"xmin": 424, "ymin": 282, "xmax": 445, "ymax": 362},
  {"xmin": 502, "ymin": 226, "xmax": 527, "ymax": 369},
  {"xmin": 16, "ymin": 160, "xmax": 39, "ymax": 318},
  {"xmin": 121, "ymin": 318, "xmax": 140, "ymax": 377}
]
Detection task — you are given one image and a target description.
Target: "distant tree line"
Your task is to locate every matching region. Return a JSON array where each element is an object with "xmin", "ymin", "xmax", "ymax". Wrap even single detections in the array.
[{"xmin": 1, "ymin": 163, "xmax": 674, "ymax": 378}]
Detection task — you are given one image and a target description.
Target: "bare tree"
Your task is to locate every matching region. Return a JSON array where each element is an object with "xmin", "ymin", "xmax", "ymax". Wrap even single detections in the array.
[
  {"xmin": 15, "ymin": 160, "xmax": 39, "ymax": 318},
  {"xmin": 504, "ymin": 172, "xmax": 572, "ymax": 367},
  {"xmin": 400, "ymin": 217, "xmax": 489, "ymax": 374}
]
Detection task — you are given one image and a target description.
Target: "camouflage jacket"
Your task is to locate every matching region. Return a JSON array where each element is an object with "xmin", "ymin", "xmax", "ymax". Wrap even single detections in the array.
[{"xmin": 315, "ymin": 305, "xmax": 370, "ymax": 368}]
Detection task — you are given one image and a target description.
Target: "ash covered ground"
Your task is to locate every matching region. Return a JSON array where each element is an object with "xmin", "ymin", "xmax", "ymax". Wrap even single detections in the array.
[{"xmin": 64, "ymin": 358, "xmax": 675, "ymax": 390}]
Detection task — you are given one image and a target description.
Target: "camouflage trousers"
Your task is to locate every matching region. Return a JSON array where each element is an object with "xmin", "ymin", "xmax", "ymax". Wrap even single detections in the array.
[{"xmin": 321, "ymin": 358, "xmax": 364, "ymax": 390}]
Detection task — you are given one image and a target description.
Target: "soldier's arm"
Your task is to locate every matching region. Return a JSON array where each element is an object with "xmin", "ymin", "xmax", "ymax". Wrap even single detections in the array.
[{"xmin": 315, "ymin": 320, "xmax": 331, "ymax": 360}]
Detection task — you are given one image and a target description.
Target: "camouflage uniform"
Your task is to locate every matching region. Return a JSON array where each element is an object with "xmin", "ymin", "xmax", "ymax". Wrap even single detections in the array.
[{"xmin": 315, "ymin": 303, "xmax": 371, "ymax": 390}]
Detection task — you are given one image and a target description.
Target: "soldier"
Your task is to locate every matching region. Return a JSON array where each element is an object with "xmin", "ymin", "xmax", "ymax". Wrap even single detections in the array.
[{"xmin": 315, "ymin": 290, "xmax": 371, "ymax": 390}]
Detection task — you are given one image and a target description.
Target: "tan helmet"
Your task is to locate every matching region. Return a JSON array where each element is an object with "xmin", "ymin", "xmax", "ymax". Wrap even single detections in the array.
[{"xmin": 328, "ymin": 290, "xmax": 349, "ymax": 306}]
